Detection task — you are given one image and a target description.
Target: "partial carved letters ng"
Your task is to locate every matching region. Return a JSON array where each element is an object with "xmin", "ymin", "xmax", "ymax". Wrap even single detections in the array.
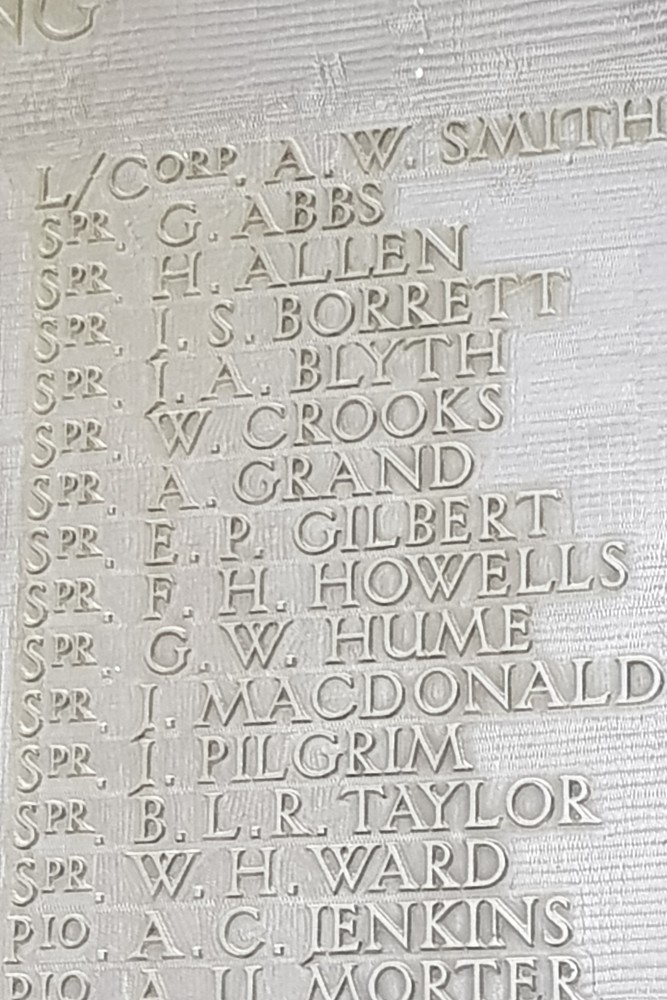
[{"xmin": 0, "ymin": 0, "xmax": 99, "ymax": 45}]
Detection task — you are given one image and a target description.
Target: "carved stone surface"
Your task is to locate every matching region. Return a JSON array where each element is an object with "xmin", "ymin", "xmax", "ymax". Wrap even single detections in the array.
[{"xmin": 1, "ymin": 3, "xmax": 667, "ymax": 998}]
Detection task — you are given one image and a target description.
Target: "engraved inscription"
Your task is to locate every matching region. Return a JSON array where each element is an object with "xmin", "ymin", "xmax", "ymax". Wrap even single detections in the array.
[{"xmin": 2, "ymin": 99, "xmax": 666, "ymax": 999}]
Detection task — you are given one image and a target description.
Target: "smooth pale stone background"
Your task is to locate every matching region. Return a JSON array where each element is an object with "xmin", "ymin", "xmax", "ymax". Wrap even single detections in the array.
[{"xmin": 1, "ymin": 2, "xmax": 666, "ymax": 997}]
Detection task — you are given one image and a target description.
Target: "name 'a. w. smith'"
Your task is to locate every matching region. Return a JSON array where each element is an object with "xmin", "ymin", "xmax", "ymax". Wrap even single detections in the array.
[{"xmin": 439, "ymin": 94, "xmax": 666, "ymax": 163}]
